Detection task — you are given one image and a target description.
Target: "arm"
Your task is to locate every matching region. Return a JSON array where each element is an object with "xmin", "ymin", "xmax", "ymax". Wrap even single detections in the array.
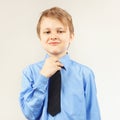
[
  {"xmin": 84, "ymin": 69, "xmax": 101, "ymax": 120},
  {"xmin": 19, "ymin": 57, "xmax": 63, "ymax": 120},
  {"xmin": 19, "ymin": 66, "xmax": 49, "ymax": 120}
]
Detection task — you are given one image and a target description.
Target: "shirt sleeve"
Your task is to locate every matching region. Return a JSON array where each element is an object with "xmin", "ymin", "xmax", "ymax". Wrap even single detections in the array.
[
  {"xmin": 19, "ymin": 66, "xmax": 49, "ymax": 120},
  {"xmin": 84, "ymin": 69, "xmax": 101, "ymax": 120}
]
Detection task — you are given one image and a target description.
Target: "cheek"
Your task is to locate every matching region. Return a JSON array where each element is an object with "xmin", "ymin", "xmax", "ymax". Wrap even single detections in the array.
[
  {"xmin": 40, "ymin": 36, "xmax": 48, "ymax": 44},
  {"xmin": 40, "ymin": 33, "xmax": 48, "ymax": 41},
  {"xmin": 61, "ymin": 41, "xmax": 70, "ymax": 49},
  {"xmin": 40, "ymin": 40, "xmax": 46, "ymax": 48},
  {"xmin": 63, "ymin": 37, "xmax": 71, "ymax": 45}
]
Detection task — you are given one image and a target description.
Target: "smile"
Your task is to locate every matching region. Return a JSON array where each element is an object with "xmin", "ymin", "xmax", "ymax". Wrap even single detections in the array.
[{"xmin": 48, "ymin": 42, "xmax": 60, "ymax": 45}]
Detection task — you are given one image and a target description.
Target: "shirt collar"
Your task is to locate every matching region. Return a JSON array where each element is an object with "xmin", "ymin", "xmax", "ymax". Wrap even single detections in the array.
[
  {"xmin": 44, "ymin": 54, "xmax": 71, "ymax": 70},
  {"xmin": 59, "ymin": 54, "xmax": 71, "ymax": 70}
]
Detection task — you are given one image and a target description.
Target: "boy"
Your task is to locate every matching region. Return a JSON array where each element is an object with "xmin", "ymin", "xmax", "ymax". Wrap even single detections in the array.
[{"xmin": 19, "ymin": 7, "xmax": 101, "ymax": 120}]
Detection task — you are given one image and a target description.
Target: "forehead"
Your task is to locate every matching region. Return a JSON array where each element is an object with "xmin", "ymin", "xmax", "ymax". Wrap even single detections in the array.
[{"xmin": 40, "ymin": 17, "xmax": 68, "ymax": 29}]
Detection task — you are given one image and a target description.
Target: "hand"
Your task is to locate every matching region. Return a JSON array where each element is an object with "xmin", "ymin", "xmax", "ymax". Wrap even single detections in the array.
[{"xmin": 40, "ymin": 57, "xmax": 63, "ymax": 78}]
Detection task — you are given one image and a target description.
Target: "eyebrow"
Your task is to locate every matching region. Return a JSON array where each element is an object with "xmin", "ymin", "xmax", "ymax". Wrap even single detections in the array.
[{"xmin": 43, "ymin": 27, "xmax": 66, "ymax": 31}]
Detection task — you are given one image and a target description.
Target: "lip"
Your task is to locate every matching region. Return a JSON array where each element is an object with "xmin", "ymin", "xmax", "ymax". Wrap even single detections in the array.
[{"xmin": 48, "ymin": 42, "xmax": 60, "ymax": 45}]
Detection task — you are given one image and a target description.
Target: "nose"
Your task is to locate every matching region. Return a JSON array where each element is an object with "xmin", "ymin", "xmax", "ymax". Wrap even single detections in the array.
[{"xmin": 50, "ymin": 33, "xmax": 58, "ymax": 40}]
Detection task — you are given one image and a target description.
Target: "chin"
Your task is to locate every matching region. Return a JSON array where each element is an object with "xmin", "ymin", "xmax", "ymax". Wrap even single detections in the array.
[
  {"xmin": 48, "ymin": 50, "xmax": 61, "ymax": 56},
  {"xmin": 49, "ymin": 49, "xmax": 60, "ymax": 54},
  {"xmin": 51, "ymin": 52, "xmax": 60, "ymax": 55}
]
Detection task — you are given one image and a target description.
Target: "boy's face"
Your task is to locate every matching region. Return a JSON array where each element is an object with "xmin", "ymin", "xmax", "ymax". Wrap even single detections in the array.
[{"xmin": 39, "ymin": 17, "xmax": 74, "ymax": 58}]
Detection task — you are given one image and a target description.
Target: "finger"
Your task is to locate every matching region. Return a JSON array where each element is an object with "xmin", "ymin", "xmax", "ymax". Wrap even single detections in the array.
[
  {"xmin": 56, "ymin": 61, "xmax": 63, "ymax": 67},
  {"xmin": 57, "ymin": 66, "xmax": 62, "ymax": 70}
]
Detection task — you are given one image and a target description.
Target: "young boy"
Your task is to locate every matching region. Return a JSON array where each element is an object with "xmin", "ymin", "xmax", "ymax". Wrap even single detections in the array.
[{"xmin": 19, "ymin": 7, "xmax": 101, "ymax": 120}]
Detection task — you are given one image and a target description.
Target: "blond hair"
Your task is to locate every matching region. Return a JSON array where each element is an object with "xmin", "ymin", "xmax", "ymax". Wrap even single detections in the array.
[{"xmin": 37, "ymin": 7, "xmax": 74, "ymax": 38}]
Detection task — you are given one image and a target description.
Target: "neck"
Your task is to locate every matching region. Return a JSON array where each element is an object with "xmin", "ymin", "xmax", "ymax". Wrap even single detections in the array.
[{"xmin": 47, "ymin": 52, "xmax": 68, "ymax": 59}]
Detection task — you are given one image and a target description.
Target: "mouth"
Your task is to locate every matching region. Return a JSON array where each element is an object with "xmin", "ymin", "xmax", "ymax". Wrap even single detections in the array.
[{"xmin": 48, "ymin": 41, "xmax": 60, "ymax": 46}]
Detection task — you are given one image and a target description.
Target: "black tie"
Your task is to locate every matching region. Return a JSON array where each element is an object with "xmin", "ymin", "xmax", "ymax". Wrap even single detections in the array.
[{"xmin": 47, "ymin": 70, "xmax": 61, "ymax": 116}]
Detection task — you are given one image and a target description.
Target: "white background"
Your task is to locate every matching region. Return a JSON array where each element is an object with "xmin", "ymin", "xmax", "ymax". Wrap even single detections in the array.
[{"xmin": 0, "ymin": 0, "xmax": 120, "ymax": 119}]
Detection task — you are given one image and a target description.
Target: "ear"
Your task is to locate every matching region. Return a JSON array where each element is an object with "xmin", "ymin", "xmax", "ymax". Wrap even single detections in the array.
[
  {"xmin": 70, "ymin": 33, "xmax": 74, "ymax": 42},
  {"xmin": 67, "ymin": 33, "xmax": 74, "ymax": 50}
]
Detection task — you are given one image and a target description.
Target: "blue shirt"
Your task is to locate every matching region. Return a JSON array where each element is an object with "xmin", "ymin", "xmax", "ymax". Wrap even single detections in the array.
[{"xmin": 19, "ymin": 54, "xmax": 101, "ymax": 120}]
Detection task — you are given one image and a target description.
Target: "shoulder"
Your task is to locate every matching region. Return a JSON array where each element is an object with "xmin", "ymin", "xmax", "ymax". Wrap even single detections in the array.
[
  {"xmin": 71, "ymin": 60, "xmax": 96, "ymax": 87},
  {"xmin": 22, "ymin": 60, "xmax": 44, "ymax": 75},
  {"xmin": 70, "ymin": 59, "xmax": 95, "ymax": 77}
]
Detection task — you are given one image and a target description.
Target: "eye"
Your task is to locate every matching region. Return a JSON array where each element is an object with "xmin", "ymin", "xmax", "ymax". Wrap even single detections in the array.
[
  {"xmin": 44, "ymin": 31, "xmax": 51, "ymax": 34},
  {"xmin": 57, "ymin": 30, "xmax": 65, "ymax": 34}
]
